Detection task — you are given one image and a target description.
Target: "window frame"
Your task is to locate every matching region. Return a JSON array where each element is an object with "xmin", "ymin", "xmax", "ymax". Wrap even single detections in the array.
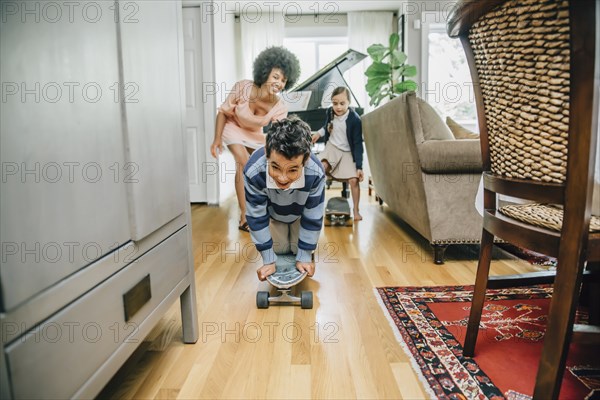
[
  {"xmin": 420, "ymin": 11, "xmax": 478, "ymax": 130},
  {"xmin": 282, "ymin": 36, "xmax": 349, "ymax": 84}
]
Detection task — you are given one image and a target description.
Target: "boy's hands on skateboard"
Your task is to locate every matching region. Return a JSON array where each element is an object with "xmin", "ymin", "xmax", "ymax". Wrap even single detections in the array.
[
  {"xmin": 296, "ymin": 261, "xmax": 315, "ymax": 277},
  {"xmin": 257, "ymin": 263, "xmax": 276, "ymax": 281},
  {"xmin": 257, "ymin": 260, "xmax": 315, "ymax": 281}
]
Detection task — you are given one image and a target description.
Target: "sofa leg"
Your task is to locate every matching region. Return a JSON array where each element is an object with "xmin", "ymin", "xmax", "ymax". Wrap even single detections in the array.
[{"xmin": 433, "ymin": 244, "xmax": 448, "ymax": 265}]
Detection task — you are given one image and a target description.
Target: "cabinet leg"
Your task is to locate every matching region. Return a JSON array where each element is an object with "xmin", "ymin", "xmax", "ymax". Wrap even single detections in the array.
[{"xmin": 180, "ymin": 283, "xmax": 199, "ymax": 343}]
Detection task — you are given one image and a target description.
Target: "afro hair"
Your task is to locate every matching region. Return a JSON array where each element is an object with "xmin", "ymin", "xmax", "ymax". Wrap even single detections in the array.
[{"xmin": 253, "ymin": 46, "xmax": 301, "ymax": 90}]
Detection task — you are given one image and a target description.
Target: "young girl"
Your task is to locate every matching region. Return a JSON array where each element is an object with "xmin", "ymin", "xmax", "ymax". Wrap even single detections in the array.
[
  {"xmin": 210, "ymin": 47, "xmax": 300, "ymax": 232},
  {"xmin": 311, "ymin": 87, "xmax": 364, "ymax": 221}
]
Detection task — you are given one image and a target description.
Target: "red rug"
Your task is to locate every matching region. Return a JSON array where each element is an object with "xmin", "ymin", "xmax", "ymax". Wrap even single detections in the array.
[{"xmin": 376, "ymin": 285, "xmax": 600, "ymax": 399}]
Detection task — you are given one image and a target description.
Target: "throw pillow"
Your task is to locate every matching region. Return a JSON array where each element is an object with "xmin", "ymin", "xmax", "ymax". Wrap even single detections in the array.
[
  {"xmin": 416, "ymin": 98, "xmax": 455, "ymax": 141},
  {"xmin": 446, "ymin": 116, "xmax": 480, "ymax": 139}
]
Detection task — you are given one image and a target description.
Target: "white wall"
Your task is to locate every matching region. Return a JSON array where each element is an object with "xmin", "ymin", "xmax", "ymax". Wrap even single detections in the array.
[{"xmin": 285, "ymin": 14, "xmax": 348, "ymax": 37}]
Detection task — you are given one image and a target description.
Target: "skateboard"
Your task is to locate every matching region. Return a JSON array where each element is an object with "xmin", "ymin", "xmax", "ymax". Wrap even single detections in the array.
[
  {"xmin": 256, "ymin": 253, "xmax": 313, "ymax": 309},
  {"xmin": 324, "ymin": 196, "xmax": 353, "ymax": 227}
]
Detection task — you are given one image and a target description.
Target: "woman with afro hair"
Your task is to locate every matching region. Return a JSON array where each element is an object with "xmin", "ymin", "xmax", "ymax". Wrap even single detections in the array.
[{"xmin": 211, "ymin": 46, "xmax": 301, "ymax": 232}]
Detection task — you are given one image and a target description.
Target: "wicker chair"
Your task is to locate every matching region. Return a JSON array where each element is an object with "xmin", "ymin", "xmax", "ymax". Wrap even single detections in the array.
[{"xmin": 448, "ymin": 0, "xmax": 599, "ymax": 398}]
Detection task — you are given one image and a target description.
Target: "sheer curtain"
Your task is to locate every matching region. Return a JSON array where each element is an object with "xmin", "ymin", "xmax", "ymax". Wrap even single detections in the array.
[
  {"xmin": 240, "ymin": 14, "xmax": 285, "ymax": 79},
  {"xmin": 347, "ymin": 12, "xmax": 394, "ymax": 186},
  {"xmin": 347, "ymin": 12, "xmax": 395, "ymax": 113}
]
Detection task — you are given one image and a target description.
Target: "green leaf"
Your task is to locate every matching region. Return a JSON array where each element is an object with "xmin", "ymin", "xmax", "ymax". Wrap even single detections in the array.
[
  {"xmin": 364, "ymin": 32, "xmax": 418, "ymax": 107},
  {"xmin": 394, "ymin": 80, "xmax": 418, "ymax": 93},
  {"xmin": 374, "ymin": 90, "xmax": 391, "ymax": 106},
  {"xmin": 365, "ymin": 79, "xmax": 387, "ymax": 96},
  {"xmin": 367, "ymin": 44, "xmax": 386, "ymax": 62},
  {"xmin": 389, "ymin": 33, "xmax": 399, "ymax": 50},
  {"xmin": 402, "ymin": 65, "xmax": 417, "ymax": 77},
  {"xmin": 370, "ymin": 92, "xmax": 385, "ymax": 107},
  {"xmin": 365, "ymin": 62, "xmax": 391, "ymax": 83},
  {"xmin": 390, "ymin": 50, "xmax": 407, "ymax": 68}
]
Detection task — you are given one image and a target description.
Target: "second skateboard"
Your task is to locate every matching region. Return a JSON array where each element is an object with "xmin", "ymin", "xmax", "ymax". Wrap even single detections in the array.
[{"xmin": 324, "ymin": 196, "xmax": 353, "ymax": 227}]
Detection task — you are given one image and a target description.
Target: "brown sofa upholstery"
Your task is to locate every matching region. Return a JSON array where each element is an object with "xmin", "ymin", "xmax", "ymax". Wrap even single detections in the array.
[{"xmin": 362, "ymin": 91, "xmax": 484, "ymax": 264}]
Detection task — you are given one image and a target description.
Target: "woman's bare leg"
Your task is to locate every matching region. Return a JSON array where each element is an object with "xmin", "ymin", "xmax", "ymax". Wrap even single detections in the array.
[
  {"xmin": 349, "ymin": 177, "xmax": 362, "ymax": 220},
  {"xmin": 227, "ymin": 144, "xmax": 251, "ymax": 227}
]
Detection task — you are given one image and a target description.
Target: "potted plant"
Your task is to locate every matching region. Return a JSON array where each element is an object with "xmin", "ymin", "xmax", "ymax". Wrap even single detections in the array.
[{"xmin": 365, "ymin": 33, "xmax": 418, "ymax": 107}]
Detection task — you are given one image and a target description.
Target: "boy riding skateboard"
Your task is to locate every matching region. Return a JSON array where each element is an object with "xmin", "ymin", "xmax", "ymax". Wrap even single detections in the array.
[{"xmin": 244, "ymin": 116, "xmax": 326, "ymax": 282}]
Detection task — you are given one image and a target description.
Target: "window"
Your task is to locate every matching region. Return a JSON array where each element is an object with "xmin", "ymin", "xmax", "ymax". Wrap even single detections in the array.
[
  {"xmin": 422, "ymin": 19, "xmax": 477, "ymax": 130},
  {"xmin": 283, "ymin": 37, "xmax": 348, "ymax": 84}
]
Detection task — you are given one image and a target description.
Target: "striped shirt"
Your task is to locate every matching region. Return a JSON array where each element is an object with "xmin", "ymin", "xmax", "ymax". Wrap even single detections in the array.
[{"xmin": 244, "ymin": 147, "xmax": 326, "ymax": 264}]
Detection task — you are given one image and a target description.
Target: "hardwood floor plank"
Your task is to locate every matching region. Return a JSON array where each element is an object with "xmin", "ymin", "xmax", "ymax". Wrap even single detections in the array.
[
  {"xmin": 154, "ymin": 388, "xmax": 180, "ymax": 400},
  {"xmin": 391, "ymin": 362, "xmax": 429, "ymax": 399},
  {"xmin": 133, "ymin": 347, "xmax": 184, "ymax": 399}
]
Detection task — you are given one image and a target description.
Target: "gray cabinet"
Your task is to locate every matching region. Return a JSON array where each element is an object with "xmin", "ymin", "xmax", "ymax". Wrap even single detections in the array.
[
  {"xmin": 0, "ymin": 1, "xmax": 199, "ymax": 398},
  {"xmin": 120, "ymin": 1, "xmax": 189, "ymax": 240},
  {"xmin": 0, "ymin": 0, "xmax": 131, "ymax": 310}
]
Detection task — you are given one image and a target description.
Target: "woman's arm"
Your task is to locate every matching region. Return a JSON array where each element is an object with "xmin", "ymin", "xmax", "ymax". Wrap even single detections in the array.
[
  {"xmin": 210, "ymin": 112, "xmax": 227, "ymax": 158},
  {"xmin": 211, "ymin": 80, "xmax": 246, "ymax": 157}
]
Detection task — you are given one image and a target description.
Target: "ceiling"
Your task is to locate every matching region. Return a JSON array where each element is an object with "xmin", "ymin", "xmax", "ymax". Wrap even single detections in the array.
[
  {"xmin": 183, "ymin": 1, "xmax": 405, "ymax": 14},
  {"xmin": 280, "ymin": 1, "xmax": 404, "ymax": 13}
]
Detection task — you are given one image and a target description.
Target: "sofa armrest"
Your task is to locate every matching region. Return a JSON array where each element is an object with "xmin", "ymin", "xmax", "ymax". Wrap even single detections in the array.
[{"xmin": 417, "ymin": 139, "xmax": 483, "ymax": 173}]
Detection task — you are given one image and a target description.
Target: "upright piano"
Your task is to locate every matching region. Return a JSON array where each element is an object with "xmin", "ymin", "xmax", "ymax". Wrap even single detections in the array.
[{"xmin": 282, "ymin": 49, "xmax": 367, "ymax": 134}]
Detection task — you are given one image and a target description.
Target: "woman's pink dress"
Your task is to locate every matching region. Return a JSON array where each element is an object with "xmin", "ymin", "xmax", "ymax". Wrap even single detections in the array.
[{"xmin": 218, "ymin": 80, "xmax": 288, "ymax": 149}]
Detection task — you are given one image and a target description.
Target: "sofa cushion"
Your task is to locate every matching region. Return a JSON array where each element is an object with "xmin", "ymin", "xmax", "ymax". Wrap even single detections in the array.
[
  {"xmin": 416, "ymin": 98, "xmax": 455, "ymax": 141},
  {"xmin": 446, "ymin": 116, "xmax": 480, "ymax": 139}
]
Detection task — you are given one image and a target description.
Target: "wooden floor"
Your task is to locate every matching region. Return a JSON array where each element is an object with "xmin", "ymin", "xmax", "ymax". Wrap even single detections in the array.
[{"xmin": 99, "ymin": 189, "xmax": 539, "ymax": 399}]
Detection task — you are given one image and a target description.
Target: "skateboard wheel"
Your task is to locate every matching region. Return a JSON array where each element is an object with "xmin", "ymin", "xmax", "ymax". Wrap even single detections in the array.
[
  {"xmin": 300, "ymin": 291, "xmax": 313, "ymax": 309},
  {"xmin": 257, "ymin": 291, "xmax": 269, "ymax": 309}
]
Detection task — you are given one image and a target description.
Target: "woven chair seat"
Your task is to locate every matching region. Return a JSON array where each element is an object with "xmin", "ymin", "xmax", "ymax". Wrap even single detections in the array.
[{"xmin": 499, "ymin": 203, "xmax": 600, "ymax": 232}]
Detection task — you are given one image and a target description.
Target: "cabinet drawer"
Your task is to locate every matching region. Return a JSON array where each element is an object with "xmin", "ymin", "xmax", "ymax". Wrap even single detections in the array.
[{"xmin": 5, "ymin": 227, "xmax": 190, "ymax": 399}]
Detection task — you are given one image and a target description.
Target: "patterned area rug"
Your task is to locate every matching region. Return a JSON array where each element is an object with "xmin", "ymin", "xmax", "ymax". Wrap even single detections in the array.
[{"xmin": 376, "ymin": 285, "xmax": 600, "ymax": 399}]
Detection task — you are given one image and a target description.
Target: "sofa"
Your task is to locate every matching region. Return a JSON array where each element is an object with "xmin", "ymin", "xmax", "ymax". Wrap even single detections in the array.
[{"xmin": 362, "ymin": 91, "xmax": 484, "ymax": 264}]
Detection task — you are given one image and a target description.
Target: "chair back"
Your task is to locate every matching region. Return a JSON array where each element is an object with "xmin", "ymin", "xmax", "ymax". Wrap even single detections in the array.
[{"xmin": 448, "ymin": 0, "xmax": 597, "ymax": 197}]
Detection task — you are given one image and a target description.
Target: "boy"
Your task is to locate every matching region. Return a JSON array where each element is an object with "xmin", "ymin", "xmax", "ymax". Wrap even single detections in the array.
[{"xmin": 244, "ymin": 116, "xmax": 326, "ymax": 281}]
